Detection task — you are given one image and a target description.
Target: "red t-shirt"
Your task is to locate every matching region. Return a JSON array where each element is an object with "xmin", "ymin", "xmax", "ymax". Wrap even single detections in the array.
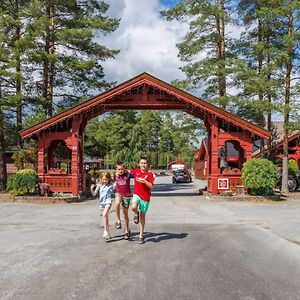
[{"xmin": 130, "ymin": 169, "xmax": 154, "ymax": 202}]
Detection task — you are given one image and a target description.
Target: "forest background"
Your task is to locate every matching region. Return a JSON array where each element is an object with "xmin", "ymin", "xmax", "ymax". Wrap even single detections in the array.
[{"xmin": 0, "ymin": 0, "xmax": 299, "ymax": 192}]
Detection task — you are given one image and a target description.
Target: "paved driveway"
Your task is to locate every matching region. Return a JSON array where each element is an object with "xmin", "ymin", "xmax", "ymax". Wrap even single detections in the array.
[{"xmin": 1, "ymin": 176, "xmax": 300, "ymax": 300}]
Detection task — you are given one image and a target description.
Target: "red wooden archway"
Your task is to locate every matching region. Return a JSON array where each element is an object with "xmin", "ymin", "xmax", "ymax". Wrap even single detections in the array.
[{"xmin": 20, "ymin": 73, "xmax": 270, "ymax": 196}]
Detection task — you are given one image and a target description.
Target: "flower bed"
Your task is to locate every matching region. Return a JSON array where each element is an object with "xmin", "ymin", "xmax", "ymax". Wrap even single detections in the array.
[{"xmin": 48, "ymin": 168, "xmax": 67, "ymax": 175}]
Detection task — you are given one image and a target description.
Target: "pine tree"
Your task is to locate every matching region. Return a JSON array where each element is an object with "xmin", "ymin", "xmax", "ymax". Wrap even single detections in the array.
[
  {"xmin": 233, "ymin": 0, "xmax": 281, "ymax": 128},
  {"xmin": 0, "ymin": 0, "xmax": 35, "ymax": 147},
  {"xmin": 28, "ymin": 0, "xmax": 120, "ymax": 116},
  {"xmin": 171, "ymin": 112, "xmax": 203, "ymax": 166},
  {"xmin": 84, "ymin": 111, "xmax": 202, "ymax": 169},
  {"xmin": 0, "ymin": 0, "xmax": 36, "ymax": 187},
  {"xmin": 0, "ymin": 0, "xmax": 120, "ymax": 189},
  {"xmin": 159, "ymin": 112, "xmax": 175, "ymax": 167},
  {"xmin": 162, "ymin": 0, "xmax": 235, "ymax": 108},
  {"xmin": 0, "ymin": 87, "xmax": 7, "ymax": 190},
  {"xmin": 278, "ymin": 0, "xmax": 300, "ymax": 193}
]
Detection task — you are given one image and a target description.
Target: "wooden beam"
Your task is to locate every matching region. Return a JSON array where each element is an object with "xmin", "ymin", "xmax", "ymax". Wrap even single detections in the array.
[{"xmin": 20, "ymin": 72, "xmax": 271, "ymax": 140}]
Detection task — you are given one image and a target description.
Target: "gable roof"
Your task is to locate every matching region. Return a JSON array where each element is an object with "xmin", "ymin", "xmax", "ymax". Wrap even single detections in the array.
[
  {"xmin": 20, "ymin": 72, "xmax": 270, "ymax": 140},
  {"xmin": 272, "ymin": 121, "xmax": 299, "ymax": 142},
  {"xmin": 195, "ymin": 138, "xmax": 208, "ymax": 160},
  {"xmin": 275, "ymin": 132, "xmax": 300, "ymax": 148}
]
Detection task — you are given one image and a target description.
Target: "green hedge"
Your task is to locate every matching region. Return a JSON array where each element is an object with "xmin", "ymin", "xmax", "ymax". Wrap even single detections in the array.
[
  {"xmin": 7, "ymin": 169, "xmax": 39, "ymax": 196},
  {"xmin": 242, "ymin": 158, "xmax": 278, "ymax": 196},
  {"xmin": 289, "ymin": 159, "xmax": 299, "ymax": 175}
]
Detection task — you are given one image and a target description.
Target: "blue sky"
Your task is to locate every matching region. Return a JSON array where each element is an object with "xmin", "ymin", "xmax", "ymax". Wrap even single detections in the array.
[{"xmin": 160, "ymin": 0, "xmax": 181, "ymax": 7}]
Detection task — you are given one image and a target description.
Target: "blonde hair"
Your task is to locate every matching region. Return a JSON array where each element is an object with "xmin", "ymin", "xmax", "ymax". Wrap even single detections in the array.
[{"xmin": 99, "ymin": 172, "xmax": 112, "ymax": 185}]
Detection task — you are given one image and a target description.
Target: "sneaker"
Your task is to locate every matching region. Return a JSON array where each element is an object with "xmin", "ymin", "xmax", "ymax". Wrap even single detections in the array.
[
  {"xmin": 103, "ymin": 231, "xmax": 111, "ymax": 241},
  {"xmin": 124, "ymin": 230, "xmax": 131, "ymax": 240},
  {"xmin": 133, "ymin": 213, "xmax": 139, "ymax": 224},
  {"xmin": 115, "ymin": 221, "xmax": 122, "ymax": 229},
  {"xmin": 105, "ymin": 234, "xmax": 111, "ymax": 242},
  {"xmin": 138, "ymin": 236, "xmax": 144, "ymax": 244}
]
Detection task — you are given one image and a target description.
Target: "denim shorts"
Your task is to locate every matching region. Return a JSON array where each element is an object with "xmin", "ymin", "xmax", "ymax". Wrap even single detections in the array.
[{"xmin": 99, "ymin": 203, "xmax": 112, "ymax": 210}]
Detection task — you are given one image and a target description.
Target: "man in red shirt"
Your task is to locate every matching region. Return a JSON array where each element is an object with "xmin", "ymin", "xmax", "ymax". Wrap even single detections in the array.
[{"xmin": 131, "ymin": 157, "xmax": 154, "ymax": 244}]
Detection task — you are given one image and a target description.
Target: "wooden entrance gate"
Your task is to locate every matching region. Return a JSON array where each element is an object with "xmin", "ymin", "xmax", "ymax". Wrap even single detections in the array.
[{"xmin": 20, "ymin": 73, "xmax": 270, "ymax": 196}]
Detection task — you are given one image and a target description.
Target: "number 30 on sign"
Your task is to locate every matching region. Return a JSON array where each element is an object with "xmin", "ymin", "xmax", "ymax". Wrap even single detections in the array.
[{"xmin": 218, "ymin": 178, "xmax": 229, "ymax": 189}]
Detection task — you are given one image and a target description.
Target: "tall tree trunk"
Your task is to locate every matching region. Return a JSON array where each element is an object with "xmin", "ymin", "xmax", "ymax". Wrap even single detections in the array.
[
  {"xmin": 15, "ymin": 1, "xmax": 22, "ymax": 148},
  {"xmin": 43, "ymin": 40, "xmax": 50, "ymax": 116},
  {"xmin": 0, "ymin": 86, "xmax": 7, "ymax": 190},
  {"xmin": 215, "ymin": 0, "xmax": 227, "ymax": 108},
  {"xmin": 43, "ymin": 3, "xmax": 53, "ymax": 117},
  {"xmin": 220, "ymin": 0, "xmax": 226, "ymax": 107},
  {"xmin": 281, "ymin": 11, "xmax": 293, "ymax": 194},
  {"xmin": 256, "ymin": 10, "xmax": 266, "ymax": 156},
  {"xmin": 266, "ymin": 20, "xmax": 272, "ymax": 158},
  {"xmin": 48, "ymin": 3, "xmax": 55, "ymax": 117},
  {"xmin": 257, "ymin": 15, "xmax": 265, "ymax": 128}
]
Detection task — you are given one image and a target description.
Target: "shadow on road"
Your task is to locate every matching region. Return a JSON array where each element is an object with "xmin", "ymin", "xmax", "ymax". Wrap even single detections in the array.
[
  {"xmin": 107, "ymin": 231, "xmax": 188, "ymax": 243},
  {"xmin": 145, "ymin": 231, "xmax": 188, "ymax": 243}
]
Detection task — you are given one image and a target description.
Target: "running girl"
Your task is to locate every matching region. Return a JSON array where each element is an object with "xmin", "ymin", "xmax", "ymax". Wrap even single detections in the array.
[{"xmin": 90, "ymin": 172, "xmax": 114, "ymax": 241}]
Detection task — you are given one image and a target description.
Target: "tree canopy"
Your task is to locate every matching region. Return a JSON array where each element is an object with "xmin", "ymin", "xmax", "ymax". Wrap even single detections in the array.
[
  {"xmin": 163, "ymin": 0, "xmax": 300, "ymax": 192},
  {"xmin": 84, "ymin": 111, "xmax": 204, "ymax": 169},
  {"xmin": 0, "ymin": 0, "xmax": 119, "ymax": 188}
]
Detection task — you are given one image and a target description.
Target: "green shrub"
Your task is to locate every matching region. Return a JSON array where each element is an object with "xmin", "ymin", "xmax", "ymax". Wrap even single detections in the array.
[
  {"xmin": 7, "ymin": 169, "xmax": 39, "ymax": 196},
  {"xmin": 12, "ymin": 146, "xmax": 37, "ymax": 170},
  {"xmin": 242, "ymin": 158, "xmax": 278, "ymax": 196},
  {"xmin": 60, "ymin": 162, "xmax": 68, "ymax": 170},
  {"xmin": 289, "ymin": 159, "xmax": 299, "ymax": 175}
]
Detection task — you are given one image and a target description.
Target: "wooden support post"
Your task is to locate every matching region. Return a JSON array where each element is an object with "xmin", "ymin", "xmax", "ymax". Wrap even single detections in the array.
[
  {"xmin": 245, "ymin": 143, "xmax": 252, "ymax": 161},
  {"xmin": 209, "ymin": 118, "xmax": 219, "ymax": 195},
  {"xmin": 81, "ymin": 120, "xmax": 87, "ymax": 194},
  {"xmin": 38, "ymin": 139, "xmax": 45, "ymax": 182},
  {"xmin": 238, "ymin": 148, "xmax": 244, "ymax": 170},
  {"xmin": 80, "ymin": 137, "xmax": 86, "ymax": 193},
  {"xmin": 204, "ymin": 120, "xmax": 211, "ymax": 182},
  {"xmin": 71, "ymin": 118, "xmax": 81, "ymax": 196}
]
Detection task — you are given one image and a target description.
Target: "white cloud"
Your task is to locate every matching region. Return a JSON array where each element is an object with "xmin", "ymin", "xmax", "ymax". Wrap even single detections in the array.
[{"xmin": 100, "ymin": 0, "xmax": 188, "ymax": 85}]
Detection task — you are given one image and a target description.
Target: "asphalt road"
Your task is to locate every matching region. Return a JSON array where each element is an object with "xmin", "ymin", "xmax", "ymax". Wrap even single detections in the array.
[{"xmin": 1, "ymin": 176, "xmax": 300, "ymax": 300}]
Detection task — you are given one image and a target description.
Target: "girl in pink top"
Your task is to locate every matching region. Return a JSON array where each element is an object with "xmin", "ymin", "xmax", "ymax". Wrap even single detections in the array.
[{"xmin": 114, "ymin": 162, "xmax": 134, "ymax": 240}]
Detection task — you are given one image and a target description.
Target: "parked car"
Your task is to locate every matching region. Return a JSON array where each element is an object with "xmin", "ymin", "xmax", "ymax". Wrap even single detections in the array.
[
  {"xmin": 277, "ymin": 174, "xmax": 299, "ymax": 192},
  {"xmin": 172, "ymin": 170, "xmax": 192, "ymax": 183}
]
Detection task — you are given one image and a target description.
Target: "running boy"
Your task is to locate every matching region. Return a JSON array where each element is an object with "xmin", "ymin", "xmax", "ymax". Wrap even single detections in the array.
[
  {"xmin": 90, "ymin": 172, "xmax": 114, "ymax": 241},
  {"xmin": 131, "ymin": 157, "xmax": 155, "ymax": 244},
  {"xmin": 114, "ymin": 162, "xmax": 134, "ymax": 240}
]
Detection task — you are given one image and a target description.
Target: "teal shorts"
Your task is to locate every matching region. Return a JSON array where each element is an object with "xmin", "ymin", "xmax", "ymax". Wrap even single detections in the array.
[{"xmin": 132, "ymin": 194, "xmax": 150, "ymax": 214}]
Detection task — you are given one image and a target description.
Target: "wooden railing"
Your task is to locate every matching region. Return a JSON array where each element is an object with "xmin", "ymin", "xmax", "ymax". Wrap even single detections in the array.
[
  {"xmin": 44, "ymin": 174, "xmax": 72, "ymax": 193},
  {"xmin": 218, "ymin": 174, "xmax": 243, "ymax": 193},
  {"xmin": 208, "ymin": 173, "xmax": 244, "ymax": 194}
]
